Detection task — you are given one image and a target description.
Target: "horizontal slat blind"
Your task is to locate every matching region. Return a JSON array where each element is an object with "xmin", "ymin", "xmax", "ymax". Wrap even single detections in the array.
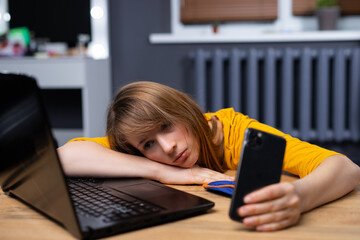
[
  {"xmin": 180, "ymin": 0, "xmax": 278, "ymax": 23},
  {"xmin": 293, "ymin": 0, "xmax": 317, "ymax": 16},
  {"xmin": 293, "ymin": 0, "xmax": 360, "ymax": 16},
  {"xmin": 339, "ymin": 0, "xmax": 360, "ymax": 15}
]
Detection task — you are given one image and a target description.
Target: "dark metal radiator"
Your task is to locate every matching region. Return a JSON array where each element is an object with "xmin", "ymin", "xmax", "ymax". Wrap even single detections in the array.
[{"xmin": 190, "ymin": 47, "xmax": 360, "ymax": 142}]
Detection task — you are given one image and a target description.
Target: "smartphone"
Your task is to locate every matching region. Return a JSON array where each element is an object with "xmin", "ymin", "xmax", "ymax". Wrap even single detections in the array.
[{"xmin": 229, "ymin": 128, "xmax": 286, "ymax": 222}]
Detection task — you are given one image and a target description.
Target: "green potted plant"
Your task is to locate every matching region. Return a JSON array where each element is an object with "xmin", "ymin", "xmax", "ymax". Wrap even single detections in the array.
[
  {"xmin": 316, "ymin": 0, "xmax": 340, "ymax": 30},
  {"xmin": 212, "ymin": 20, "xmax": 221, "ymax": 34}
]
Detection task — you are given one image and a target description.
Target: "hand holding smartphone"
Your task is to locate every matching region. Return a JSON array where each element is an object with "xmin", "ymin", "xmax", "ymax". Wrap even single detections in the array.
[{"xmin": 229, "ymin": 128, "xmax": 286, "ymax": 222}]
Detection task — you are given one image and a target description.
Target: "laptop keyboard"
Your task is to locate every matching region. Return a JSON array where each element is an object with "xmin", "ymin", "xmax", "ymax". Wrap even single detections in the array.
[{"xmin": 67, "ymin": 178, "xmax": 162, "ymax": 223}]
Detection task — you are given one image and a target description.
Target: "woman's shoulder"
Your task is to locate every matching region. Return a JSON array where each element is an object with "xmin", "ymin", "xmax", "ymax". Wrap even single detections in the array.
[
  {"xmin": 67, "ymin": 136, "xmax": 110, "ymax": 148},
  {"xmin": 204, "ymin": 108, "xmax": 235, "ymax": 119},
  {"xmin": 203, "ymin": 108, "xmax": 247, "ymax": 122}
]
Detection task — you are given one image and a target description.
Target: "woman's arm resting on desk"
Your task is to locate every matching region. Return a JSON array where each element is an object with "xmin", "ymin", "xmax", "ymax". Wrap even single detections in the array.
[
  {"xmin": 294, "ymin": 155, "xmax": 360, "ymax": 213},
  {"xmin": 57, "ymin": 141, "xmax": 232, "ymax": 184},
  {"xmin": 238, "ymin": 155, "xmax": 360, "ymax": 231}
]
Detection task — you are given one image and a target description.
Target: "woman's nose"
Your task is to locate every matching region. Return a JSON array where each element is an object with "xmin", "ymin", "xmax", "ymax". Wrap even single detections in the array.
[{"xmin": 157, "ymin": 134, "xmax": 175, "ymax": 154}]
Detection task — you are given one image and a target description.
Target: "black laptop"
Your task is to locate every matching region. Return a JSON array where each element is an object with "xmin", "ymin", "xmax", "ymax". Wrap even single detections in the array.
[{"xmin": 0, "ymin": 73, "xmax": 214, "ymax": 239}]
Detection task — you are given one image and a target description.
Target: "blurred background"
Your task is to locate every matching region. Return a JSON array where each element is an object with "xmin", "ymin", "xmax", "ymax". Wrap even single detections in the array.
[{"xmin": 0, "ymin": 0, "xmax": 359, "ymax": 165}]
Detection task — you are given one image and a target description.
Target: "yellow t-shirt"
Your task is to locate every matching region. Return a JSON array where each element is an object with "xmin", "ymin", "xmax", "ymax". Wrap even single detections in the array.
[
  {"xmin": 68, "ymin": 108, "xmax": 341, "ymax": 178},
  {"xmin": 203, "ymin": 108, "xmax": 341, "ymax": 178}
]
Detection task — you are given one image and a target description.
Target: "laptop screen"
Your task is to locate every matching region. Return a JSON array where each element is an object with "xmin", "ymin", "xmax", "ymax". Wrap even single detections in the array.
[{"xmin": 0, "ymin": 73, "xmax": 82, "ymax": 238}]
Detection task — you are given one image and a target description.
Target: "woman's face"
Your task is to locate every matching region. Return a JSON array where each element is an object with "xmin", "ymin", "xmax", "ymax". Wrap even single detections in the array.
[{"xmin": 126, "ymin": 122, "xmax": 199, "ymax": 168}]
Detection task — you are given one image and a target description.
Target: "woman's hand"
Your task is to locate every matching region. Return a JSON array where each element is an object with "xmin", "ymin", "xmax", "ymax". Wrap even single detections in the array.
[
  {"xmin": 238, "ymin": 182, "xmax": 301, "ymax": 231},
  {"xmin": 156, "ymin": 165, "xmax": 234, "ymax": 185},
  {"xmin": 187, "ymin": 165, "xmax": 235, "ymax": 184},
  {"xmin": 237, "ymin": 155, "xmax": 360, "ymax": 232}
]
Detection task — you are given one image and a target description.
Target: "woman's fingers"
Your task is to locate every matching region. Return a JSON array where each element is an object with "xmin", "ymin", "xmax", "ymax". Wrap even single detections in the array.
[
  {"xmin": 255, "ymin": 217, "xmax": 297, "ymax": 232},
  {"xmin": 243, "ymin": 182, "xmax": 295, "ymax": 204},
  {"xmin": 242, "ymin": 209, "xmax": 288, "ymax": 225},
  {"xmin": 239, "ymin": 188, "xmax": 300, "ymax": 216},
  {"xmin": 238, "ymin": 182, "xmax": 301, "ymax": 231},
  {"xmin": 242, "ymin": 206, "xmax": 300, "ymax": 227},
  {"xmin": 190, "ymin": 165, "xmax": 234, "ymax": 184}
]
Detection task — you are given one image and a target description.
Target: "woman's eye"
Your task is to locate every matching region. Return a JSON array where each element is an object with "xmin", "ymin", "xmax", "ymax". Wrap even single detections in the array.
[{"xmin": 144, "ymin": 141, "xmax": 154, "ymax": 150}]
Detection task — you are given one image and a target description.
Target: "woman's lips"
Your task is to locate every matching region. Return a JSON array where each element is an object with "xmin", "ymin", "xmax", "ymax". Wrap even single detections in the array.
[{"xmin": 174, "ymin": 149, "xmax": 188, "ymax": 164}]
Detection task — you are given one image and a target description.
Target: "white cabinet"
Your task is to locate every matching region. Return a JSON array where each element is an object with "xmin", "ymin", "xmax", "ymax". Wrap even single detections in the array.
[{"xmin": 0, "ymin": 57, "xmax": 111, "ymax": 146}]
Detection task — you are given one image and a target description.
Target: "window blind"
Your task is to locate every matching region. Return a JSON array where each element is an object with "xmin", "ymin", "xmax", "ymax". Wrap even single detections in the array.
[
  {"xmin": 293, "ymin": 0, "xmax": 360, "ymax": 16},
  {"xmin": 180, "ymin": 0, "xmax": 278, "ymax": 24}
]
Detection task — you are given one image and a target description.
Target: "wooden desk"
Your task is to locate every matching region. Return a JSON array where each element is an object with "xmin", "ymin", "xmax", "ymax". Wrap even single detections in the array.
[{"xmin": 1, "ymin": 173, "xmax": 359, "ymax": 240}]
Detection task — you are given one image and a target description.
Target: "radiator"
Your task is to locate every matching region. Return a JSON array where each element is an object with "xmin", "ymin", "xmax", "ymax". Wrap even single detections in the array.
[{"xmin": 190, "ymin": 47, "xmax": 360, "ymax": 142}]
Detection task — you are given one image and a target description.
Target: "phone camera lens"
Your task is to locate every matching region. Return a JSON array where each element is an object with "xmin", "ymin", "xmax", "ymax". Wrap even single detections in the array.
[
  {"xmin": 248, "ymin": 130, "xmax": 264, "ymax": 149},
  {"xmin": 255, "ymin": 136, "xmax": 262, "ymax": 146}
]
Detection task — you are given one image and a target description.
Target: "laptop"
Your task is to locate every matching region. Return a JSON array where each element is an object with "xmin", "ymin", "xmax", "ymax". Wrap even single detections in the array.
[{"xmin": 0, "ymin": 73, "xmax": 214, "ymax": 239}]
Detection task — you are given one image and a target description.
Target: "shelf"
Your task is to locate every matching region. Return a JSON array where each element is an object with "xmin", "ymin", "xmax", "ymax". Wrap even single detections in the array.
[
  {"xmin": 0, "ymin": 57, "xmax": 90, "ymax": 88},
  {"xmin": 149, "ymin": 31, "xmax": 360, "ymax": 44}
]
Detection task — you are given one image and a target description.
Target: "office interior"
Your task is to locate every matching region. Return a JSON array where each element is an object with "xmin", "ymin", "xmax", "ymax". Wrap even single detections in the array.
[{"xmin": 1, "ymin": 0, "xmax": 360, "ymax": 166}]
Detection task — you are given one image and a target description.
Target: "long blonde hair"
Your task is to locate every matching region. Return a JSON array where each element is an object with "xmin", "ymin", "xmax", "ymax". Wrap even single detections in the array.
[{"xmin": 106, "ymin": 81, "xmax": 225, "ymax": 172}]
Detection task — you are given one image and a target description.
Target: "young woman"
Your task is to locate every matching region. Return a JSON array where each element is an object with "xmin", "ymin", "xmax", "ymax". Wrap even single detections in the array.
[{"xmin": 58, "ymin": 81, "xmax": 360, "ymax": 232}]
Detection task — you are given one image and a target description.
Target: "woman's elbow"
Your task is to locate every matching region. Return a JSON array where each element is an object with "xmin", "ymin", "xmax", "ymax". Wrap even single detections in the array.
[
  {"xmin": 351, "ymin": 161, "xmax": 360, "ymax": 186},
  {"xmin": 342, "ymin": 156, "xmax": 360, "ymax": 188},
  {"xmin": 57, "ymin": 142, "xmax": 82, "ymax": 176}
]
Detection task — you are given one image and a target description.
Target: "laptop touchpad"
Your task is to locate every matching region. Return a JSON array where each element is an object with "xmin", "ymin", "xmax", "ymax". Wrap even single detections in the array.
[{"xmin": 112, "ymin": 183, "xmax": 199, "ymax": 210}]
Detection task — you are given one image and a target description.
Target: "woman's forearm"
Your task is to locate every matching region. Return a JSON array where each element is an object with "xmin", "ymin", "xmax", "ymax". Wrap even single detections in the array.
[
  {"xmin": 57, "ymin": 141, "xmax": 233, "ymax": 184},
  {"xmin": 293, "ymin": 155, "xmax": 360, "ymax": 213},
  {"xmin": 57, "ymin": 141, "xmax": 164, "ymax": 179}
]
